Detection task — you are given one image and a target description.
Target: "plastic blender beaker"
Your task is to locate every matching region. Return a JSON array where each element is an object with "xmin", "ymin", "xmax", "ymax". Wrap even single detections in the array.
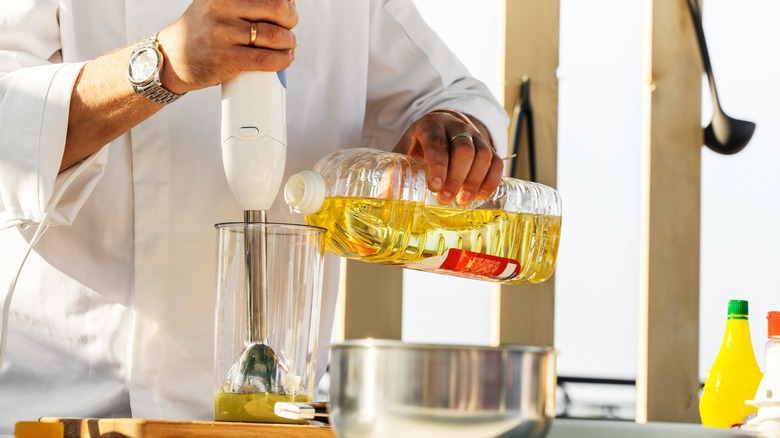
[{"xmin": 213, "ymin": 222, "xmax": 325, "ymax": 423}]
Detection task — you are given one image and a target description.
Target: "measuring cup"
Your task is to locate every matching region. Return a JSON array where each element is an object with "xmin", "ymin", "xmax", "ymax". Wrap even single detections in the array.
[{"xmin": 213, "ymin": 222, "xmax": 325, "ymax": 423}]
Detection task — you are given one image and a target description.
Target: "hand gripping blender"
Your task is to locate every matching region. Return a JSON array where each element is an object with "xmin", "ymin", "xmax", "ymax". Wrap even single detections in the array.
[{"xmin": 221, "ymin": 71, "xmax": 287, "ymax": 393}]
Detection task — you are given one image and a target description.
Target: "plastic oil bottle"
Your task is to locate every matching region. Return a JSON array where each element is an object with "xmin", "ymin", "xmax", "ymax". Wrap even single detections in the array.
[
  {"xmin": 700, "ymin": 299, "xmax": 763, "ymax": 428},
  {"xmin": 283, "ymin": 148, "xmax": 562, "ymax": 284}
]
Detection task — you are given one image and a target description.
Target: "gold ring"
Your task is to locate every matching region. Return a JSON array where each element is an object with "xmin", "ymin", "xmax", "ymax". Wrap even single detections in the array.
[
  {"xmin": 450, "ymin": 132, "xmax": 472, "ymax": 143},
  {"xmin": 249, "ymin": 22, "xmax": 258, "ymax": 46}
]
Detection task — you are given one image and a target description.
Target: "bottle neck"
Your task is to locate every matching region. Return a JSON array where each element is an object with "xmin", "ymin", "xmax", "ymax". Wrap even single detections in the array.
[
  {"xmin": 724, "ymin": 316, "xmax": 750, "ymax": 335},
  {"xmin": 719, "ymin": 318, "xmax": 758, "ymax": 360},
  {"xmin": 767, "ymin": 337, "xmax": 780, "ymax": 367}
]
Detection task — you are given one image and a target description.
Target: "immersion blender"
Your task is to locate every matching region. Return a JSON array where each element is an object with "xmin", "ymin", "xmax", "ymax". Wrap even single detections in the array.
[{"xmin": 220, "ymin": 70, "xmax": 287, "ymax": 392}]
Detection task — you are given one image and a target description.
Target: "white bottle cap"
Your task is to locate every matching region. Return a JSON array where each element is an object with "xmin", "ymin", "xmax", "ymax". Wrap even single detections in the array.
[{"xmin": 284, "ymin": 170, "xmax": 326, "ymax": 215}]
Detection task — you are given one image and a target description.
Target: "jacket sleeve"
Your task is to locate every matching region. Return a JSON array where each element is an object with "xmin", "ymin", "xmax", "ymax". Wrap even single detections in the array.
[
  {"xmin": 362, "ymin": 0, "xmax": 510, "ymax": 156},
  {"xmin": 0, "ymin": 0, "xmax": 108, "ymax": 230}
]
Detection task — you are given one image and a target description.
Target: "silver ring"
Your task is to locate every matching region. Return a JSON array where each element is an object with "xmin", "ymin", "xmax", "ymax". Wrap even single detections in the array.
[
  {"xmin": 249, "ymin": 22, "xmax": 258, "ymax": 46},
  {"xmin": 450, "ymin": 132, "xmax": 472, "ymax": 143}
]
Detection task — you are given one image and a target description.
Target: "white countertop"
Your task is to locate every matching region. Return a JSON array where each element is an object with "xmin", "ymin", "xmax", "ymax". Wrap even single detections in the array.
[{"xmin": 548, "ymin": 419, "xmax": 762, "ymax": 438}]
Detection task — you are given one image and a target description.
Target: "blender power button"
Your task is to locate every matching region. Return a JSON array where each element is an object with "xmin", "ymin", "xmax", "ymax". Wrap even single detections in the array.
[{"xmin": 238, "ymin": 127, "xmax": 260, "ymax": 138}]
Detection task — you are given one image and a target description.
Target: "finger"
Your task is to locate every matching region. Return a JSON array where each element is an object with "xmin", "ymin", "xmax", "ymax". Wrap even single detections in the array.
[
  {"xmin": 438, "ymin": 132, "xmax": 475, "ymax": 205},
  {"xmin": 412, "ymin": 122, "xmax": 450, "ymax": 193},
  {"xmin": 456, "ymin": 135, "xmax": 496, "ymax": 205},
  {"xmin": 229, "ymin": 45, "xmax": 296, "ymax": 71},
  {"xmin": 234, "ymin": 0, "xmax": 299, "ymax": 29},
  {"xmin": 237, "ymin": 21, "xmax": 297, "ymax": 49},
  {"xmin": 477, "ymin": 155, "xmax": 505, "ymax": 200}
]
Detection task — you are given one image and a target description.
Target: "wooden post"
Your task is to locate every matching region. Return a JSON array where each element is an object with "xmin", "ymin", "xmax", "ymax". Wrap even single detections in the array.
[
  {"xmin": 496, "ymin": 0, "xmax": 560, "ymax": 347},
  {"xmin": 341, "ymin": 259, "xmax": 403, "ymax": 340},
  {"xmin": 637, "ymin": 0, "xmax": 702, "ymax": 424}
]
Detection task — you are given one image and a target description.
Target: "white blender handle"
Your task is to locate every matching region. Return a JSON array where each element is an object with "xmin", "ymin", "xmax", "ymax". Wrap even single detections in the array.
[{"xmin": 221, "ymin": 71, "xmax": 287, "ymax": 212}]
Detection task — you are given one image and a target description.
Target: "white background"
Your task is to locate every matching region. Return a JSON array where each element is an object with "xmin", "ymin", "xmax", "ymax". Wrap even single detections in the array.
[{"xmin": 406, "ymin": 0, "xmax": 780, "ymax": 385}]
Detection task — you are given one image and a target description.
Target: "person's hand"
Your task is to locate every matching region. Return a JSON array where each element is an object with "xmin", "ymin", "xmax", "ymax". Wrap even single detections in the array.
[
  {"xmin": 155, "ymin": 0, "xmax": 299, "ymax": 94},
  {"xmin": 393, "ymin": 110, "xmax": 504, "ymax": 206}
]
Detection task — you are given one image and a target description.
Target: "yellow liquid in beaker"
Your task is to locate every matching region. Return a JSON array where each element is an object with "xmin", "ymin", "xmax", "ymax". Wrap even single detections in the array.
[
  {"xmin": 304, "ymin": 196, "xmax": 561, "ymax": 283},
  {"xmin": 214, "ymin": 392, "xmax": 311, "ymax": 424}
]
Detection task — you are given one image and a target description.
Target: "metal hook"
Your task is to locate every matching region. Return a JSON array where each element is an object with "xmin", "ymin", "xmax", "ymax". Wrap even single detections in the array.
[{"xmin": 509, "ymin": 76, "xmax": 537, "ymax": 182}]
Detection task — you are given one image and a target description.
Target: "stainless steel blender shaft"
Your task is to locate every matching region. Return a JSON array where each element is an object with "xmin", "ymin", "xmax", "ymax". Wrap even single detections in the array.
[{"xmin": 245, "ymin": 210, "xmax": 269, "ymax": 343}]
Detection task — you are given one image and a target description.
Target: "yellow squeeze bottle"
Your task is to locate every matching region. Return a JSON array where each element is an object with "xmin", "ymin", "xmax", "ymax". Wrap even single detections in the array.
[{"xmin": 699, "ymin": 299, "xmax": 763, "ymax": 428}]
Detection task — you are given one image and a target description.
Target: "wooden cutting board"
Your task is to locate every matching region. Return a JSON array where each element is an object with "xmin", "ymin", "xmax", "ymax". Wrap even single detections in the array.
[{"xmin": 38, "ymin": 417, "xmax": 337, "ymax": 438}]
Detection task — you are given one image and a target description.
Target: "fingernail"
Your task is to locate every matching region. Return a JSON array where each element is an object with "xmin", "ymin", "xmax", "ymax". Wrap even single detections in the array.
[
  {"xmin": 457, "ymin": 191, "xmax": 473, "ymax": 205},
  {"xmin": 430, "ymin": 177, "xmax": 443, "ymax": 191},
  {"xmin": 439, "ymin": 191, "xmax": 452, "ymax": 204},
  {"xmin": 477, "ymin": 189, "xmax": 491, "ymax": 199}
]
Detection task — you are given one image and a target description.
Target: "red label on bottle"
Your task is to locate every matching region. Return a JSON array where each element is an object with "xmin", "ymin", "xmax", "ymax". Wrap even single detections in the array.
[{"xmin": 407, "ymin": 249, "xmax": 521, "ymax": 280}]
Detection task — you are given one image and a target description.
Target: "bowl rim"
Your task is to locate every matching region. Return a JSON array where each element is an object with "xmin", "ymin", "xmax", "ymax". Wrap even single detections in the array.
[{"xmin": 330, "ymin": 338, "xmax": 555, "ymax": 354}]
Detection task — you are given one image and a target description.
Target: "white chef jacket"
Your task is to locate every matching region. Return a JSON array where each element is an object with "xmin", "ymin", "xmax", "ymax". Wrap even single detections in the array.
[{"xmin": 0, "ymin": 0, "xmax": 508, "ymax": 431}]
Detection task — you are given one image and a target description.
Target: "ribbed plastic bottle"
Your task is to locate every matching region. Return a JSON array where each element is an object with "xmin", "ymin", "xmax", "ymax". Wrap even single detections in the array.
[
  {"xmin": 699, "ymin": 299, "xmax": 763, "ymax": 428},
  {"xmin": 284, "ymin": 148, "xmax": 562, "ymax": 284},
  {"xmin": 755, "ymin": 311, "xmax": 780, "ymax": 399},
  {"xmin": 764, "ymin": 311, "xmax": 780, "ymax": 382},
  {"xmin": 744, "ymin": 311, "xmax": 780, "ymax": 433}
]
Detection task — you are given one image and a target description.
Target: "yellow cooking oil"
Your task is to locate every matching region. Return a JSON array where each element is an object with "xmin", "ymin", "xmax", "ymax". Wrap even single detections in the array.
[
  {"xmin": 303, "ymin": 196, "xmax": 561, "ymax": 283},
  {"xmin": 214, "ymin": 392, "xmax": 311, "ymax": 424}
]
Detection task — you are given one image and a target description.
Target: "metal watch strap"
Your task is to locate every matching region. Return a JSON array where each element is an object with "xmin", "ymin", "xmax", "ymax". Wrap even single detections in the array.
[
  {"xmin": 138, "ymin": 84, "xmax": 184, "ymax": 105},
  {"xmin": 132, "ymin": 34, "xmax": 185, "ymax": 105}
]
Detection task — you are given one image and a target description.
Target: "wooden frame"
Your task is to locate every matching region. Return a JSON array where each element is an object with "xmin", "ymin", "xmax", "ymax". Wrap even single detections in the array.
[
  {"xmin": 496, "ymin": 0, "xmax": 560, "ymax": 347},
  {"xmin": 341, "ymin": 260, "xmax": 403, "ymax": 340},
  {"xmin": 339, "ymin": 1, "xmax": 562, "ymax": 346},
  {"xmin": 637, "ymin": 0, "xmax": 702, "ymax": 424},
  {"xmin": 339, "ymin": 0, "xmax": 704, "ymax": 425}
]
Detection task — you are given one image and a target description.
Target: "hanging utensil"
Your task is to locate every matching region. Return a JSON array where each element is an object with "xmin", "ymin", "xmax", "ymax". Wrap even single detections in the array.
[
  {"xmin": 509, "ymin": 76, "xmax": 537, "ymax": 181},
  {"xmin": 686, "ymin": 0, "xmax": 755, "ymax": 154}
]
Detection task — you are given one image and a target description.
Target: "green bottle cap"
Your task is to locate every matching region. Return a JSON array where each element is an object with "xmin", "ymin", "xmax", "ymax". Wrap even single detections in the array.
[{"xmin": 727, "ymin": 299, "xmax": 749, "ymax": 320}]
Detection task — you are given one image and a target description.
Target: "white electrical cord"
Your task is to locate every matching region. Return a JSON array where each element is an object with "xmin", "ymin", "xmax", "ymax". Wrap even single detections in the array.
[{"xmin": 0, "ymin": 148, "xmax": 104, "ymax": 370}]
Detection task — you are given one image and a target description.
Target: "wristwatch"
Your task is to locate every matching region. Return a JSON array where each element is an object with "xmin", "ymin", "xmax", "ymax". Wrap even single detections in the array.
[{"xmin": 127, "ymin": 34, "xmax": 185, "ymax": 104}]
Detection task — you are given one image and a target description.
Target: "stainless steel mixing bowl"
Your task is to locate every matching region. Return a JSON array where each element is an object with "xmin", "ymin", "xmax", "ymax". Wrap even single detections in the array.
[{"xmin": 329, "ymin": 339, "xmax": 556, "ymax": 438}]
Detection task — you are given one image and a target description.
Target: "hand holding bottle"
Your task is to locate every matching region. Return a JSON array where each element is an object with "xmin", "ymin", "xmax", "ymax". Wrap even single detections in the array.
[{"xmin": 393, "ymin": 110, "xmax": 503, "ymax": 206}]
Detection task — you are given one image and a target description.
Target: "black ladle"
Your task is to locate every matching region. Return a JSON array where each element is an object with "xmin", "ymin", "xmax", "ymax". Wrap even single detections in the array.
[{"xmin": 686, "ymin": 0, "xmax": 755, "ymax": 154}]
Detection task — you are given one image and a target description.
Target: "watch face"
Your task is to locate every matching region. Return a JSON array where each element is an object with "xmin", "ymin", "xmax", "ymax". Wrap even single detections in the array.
[{"xmin": 128, "ymin": 46, "xmax": 161, "ymax": 85}]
